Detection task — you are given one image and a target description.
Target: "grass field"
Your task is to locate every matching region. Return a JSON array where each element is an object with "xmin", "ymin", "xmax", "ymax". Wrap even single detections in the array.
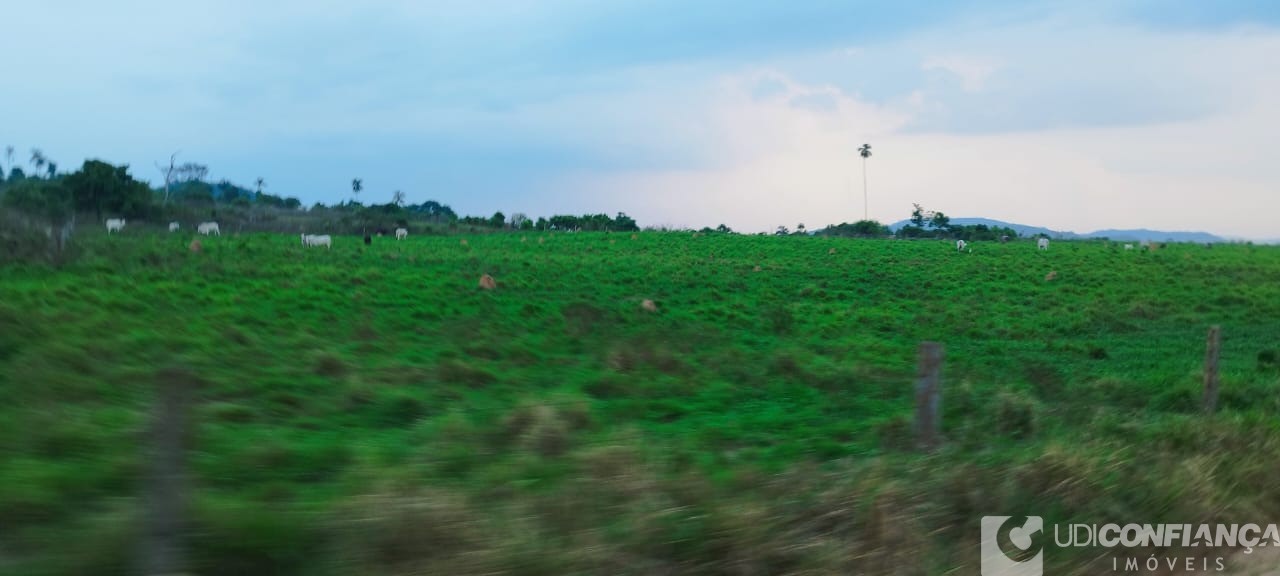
[{"xmin": 1, "ymin": 230, "xmax": 1279, "ymax": 575}]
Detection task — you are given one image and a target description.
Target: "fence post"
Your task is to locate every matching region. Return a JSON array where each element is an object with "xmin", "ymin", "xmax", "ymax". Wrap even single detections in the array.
[
  {"xmin": 915, "ymin": 342, "xmax": 944, "ymax": 452},
  {"xmin": 1203, "ymin": 326, "xmax": 1221, "ymax": 414},
  {"xmin": 142, "ymin": 367, "xmax": 195, "ymax": 575}
]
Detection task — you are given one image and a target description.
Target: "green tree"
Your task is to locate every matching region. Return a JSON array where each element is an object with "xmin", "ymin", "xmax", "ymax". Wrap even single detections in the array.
[
  {"xmin": 910, "ymin": 203, "xmax": 926, "ymax": 228},
  {"xmin": 490, "ymin": 211, "xmax": 506, "ymax": 228},
  {"xmin": 613, "ymin": 212, "xmax": 639, "ymax": 232},
  {"xmin": 220, "ymin": 185, "xmax": 243, "ymax": 204},
  {"xmin": 929, "ymin": 211, "xmax": 951, "ymax": 232},
  {"xmin": 549, "ymin": 215, "xmax": 579, "ymax": 230},
  {"xmin": 1, "ymin": 179, "xmax": 76, "ymax": 257},
  {"xmin": 2, "ymin": 179, "xmax": 73, "ymax": 223},
  {"xmin": 64, "ymin": 160, "xmax": 153, "ymax": 220},
  {"xmin": 178, "ymin": 181, "xmax": 215, "ymax": 206},
  {"xmin": 819, "ymin": 220, "xmax": 889, "ymax": 237}
]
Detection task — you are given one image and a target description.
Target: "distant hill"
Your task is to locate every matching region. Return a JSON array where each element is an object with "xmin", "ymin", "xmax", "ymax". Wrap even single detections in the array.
[
  {"xmin": 886, "ymin": 217, "xmax": 1225, "ymax": 243},
  {"xmin": 1086, "ymin": 229, "xmax": 1223, "ymax": 243}
]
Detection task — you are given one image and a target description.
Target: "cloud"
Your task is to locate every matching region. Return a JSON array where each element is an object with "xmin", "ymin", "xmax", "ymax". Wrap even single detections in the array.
[
  {"xmin": 921, "ymin": 56, "xmax": 1000, "ymax": 92},
  {"xmin": 553, "ymin": 19, "xmax": 1280, "ymax": 239},
  {"xmin": 1, "ymin": 1, "xmax": 1277, "ymax": 238}
]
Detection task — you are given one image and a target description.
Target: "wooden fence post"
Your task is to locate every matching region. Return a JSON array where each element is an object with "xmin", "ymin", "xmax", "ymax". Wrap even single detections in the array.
[
  {"xmin": 915, "ymin": 342, "xmax": 944, "ymax": 452},
  {"xmin": 1203, "ymin": 326, "xmax": 1221, "ymax": 414}
]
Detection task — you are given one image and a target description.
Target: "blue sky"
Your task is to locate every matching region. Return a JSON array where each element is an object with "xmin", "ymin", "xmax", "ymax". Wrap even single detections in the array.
[{"xmin": 3, "ymin": 0, "xmax": 1279, "ymax": 237}]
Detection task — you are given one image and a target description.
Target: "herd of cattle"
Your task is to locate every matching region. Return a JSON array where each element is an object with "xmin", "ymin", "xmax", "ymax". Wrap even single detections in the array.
[
  {"xmin": 106, "ymin": 219, "xmax": 221, "ymax": 236},
  {"xmin": 102, "ymin": 219, "xmax": 1175, "ymax": 253},
  {"xmin": 103, "ymin": 218, "xmax": 409, "ymax": 247}
]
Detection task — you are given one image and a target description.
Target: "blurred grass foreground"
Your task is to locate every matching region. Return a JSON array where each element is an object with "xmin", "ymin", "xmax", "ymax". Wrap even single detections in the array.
[{"xmin": 2, "ymin": 229, "xmax": 1279, "ymax": 575}]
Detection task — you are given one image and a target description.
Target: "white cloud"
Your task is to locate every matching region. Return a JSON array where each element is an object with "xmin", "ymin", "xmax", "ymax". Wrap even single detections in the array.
[
  {"xmin": 921, "ymin": 55, "xmax": 1000, "ymax": 92},
  {"xmin": 555, "ymin": 21, "xmax": 1280, "ymax": 239}
]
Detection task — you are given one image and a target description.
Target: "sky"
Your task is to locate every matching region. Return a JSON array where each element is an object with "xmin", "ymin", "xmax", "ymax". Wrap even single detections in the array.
[{"xmin": 2, "ymin": 0, "xmax": 1279, "ymax": 238}]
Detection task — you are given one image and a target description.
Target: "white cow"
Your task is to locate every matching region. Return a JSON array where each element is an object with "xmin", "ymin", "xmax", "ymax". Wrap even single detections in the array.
[
  {"xmin": 1124, "ymin": 244, "xmax": 1134, "ymax": 251},
  {"xmin": 395, "ymin": 228, "xmax": 408, "ymax": 240},
  {"xmin": 106, "ymin": 218, "xmax": 126, "ymax": 234},
  {"xmin": 197, "ymin": 222, "xmax": 221, "ymax": 236},
  {"xmin": 956, "ymin": 239, "xmax": 967, "ymax": 252},
  {"xmin": 169, "ymin": 221, "xmax": 180, "ymax": 232},
  {"xmin": 1037, "ymin": 237, "xmax": 1049, "ymax": 251},
  {"xmin": 308, "ymin": 234, "xmax": 332, "ymax": 249}
]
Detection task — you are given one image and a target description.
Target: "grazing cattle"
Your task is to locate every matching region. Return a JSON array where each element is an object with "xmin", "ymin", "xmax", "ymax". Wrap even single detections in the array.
[
  {"xmin": 1000, "ymin": 235, "xmax": 1009, "ymax": 243},
  {"xmin": 106, "ymin": 218, "xmax": 126, "ymax": 233},
  {"xmin": 956, "ymin": 239, "xmax": 967, "ymax": 252},
  {"xmin": 1124, "ymin": 244, "xmax": 1134, "ymax": 251},
  {"xmin": 197, "ymin": 222, "xmax": 220, "ymax": 236},
  {"xmin": 1037, "ymin": 238, "xmax": 1049, "ymax": 251},
  {"xmin": 395, "ymin": 228, "xmax": 408, "ymax": 240},
  {"xmin": 168, "ymin": 221, "xmax": 180, "ymax": 232},
  {"xmin": 303, "ymin": 234, "xmax": 331, "ymax": 249},
  {"xmin": 363, "ymin": 234, "xmax": 372, "ymax": 245}
]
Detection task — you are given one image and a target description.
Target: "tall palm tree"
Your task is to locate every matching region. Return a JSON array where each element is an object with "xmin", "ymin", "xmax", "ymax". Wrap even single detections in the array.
[
  {"xmin": 4, "ymin": 146, "xmax": 13, "ymax": 175},
  {"xmin": 255, "ymin": 177, "xmax": 265, "ymax": 197},
  {"xmin": 30, "ymin": 149, "xmax": 46, "ymax": 179},
  {"xmin": 858, "ymin": 143, "xmax": 872, "ymax": 221},
  {"xmin": 351, "ymin": 178, "xmax": 362, "ymax": 203}
]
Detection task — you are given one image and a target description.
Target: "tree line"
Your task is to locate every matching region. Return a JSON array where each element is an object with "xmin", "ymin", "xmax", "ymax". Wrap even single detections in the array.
[{"xmin": 0, "ymin": 147, "xmax": 644, "ymax": 262}]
